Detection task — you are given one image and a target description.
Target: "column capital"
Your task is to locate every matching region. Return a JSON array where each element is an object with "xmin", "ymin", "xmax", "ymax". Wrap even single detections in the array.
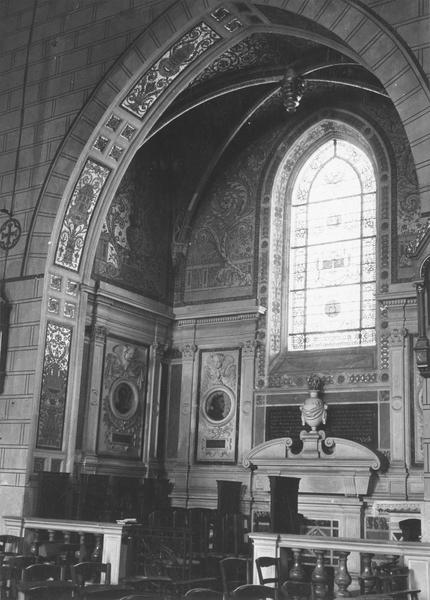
[
  {"xmin": 389, "ymin": 328, "xmax": 407, "ymax": 346},
  {"xmin": 180, "ymin": 343, "xmax": 197, "ymax": 360},
  {"xmin": 85, "ymin": 325, "xmax": 107, "ymax": 342},
  {"xmin": 152, "ymin": 341, "xmax": 168, "ymax": 359},
  {"xmin": 240, "ymin": 339, "xmax": 257, "ymax": 356}
]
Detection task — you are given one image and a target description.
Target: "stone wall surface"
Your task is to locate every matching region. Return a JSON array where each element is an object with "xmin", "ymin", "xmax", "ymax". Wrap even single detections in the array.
[{"xmin": 0, "ymin": 277, "xmax": 43, "ymax": 524}]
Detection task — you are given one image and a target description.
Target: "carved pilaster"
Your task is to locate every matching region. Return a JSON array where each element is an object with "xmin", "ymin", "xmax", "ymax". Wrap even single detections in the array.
[
  {"xmin": 82, "ymin": 325, "xmax": 107, "ymax": 457},
  {"xmin": 177, "ymin": 343, "xmax": 198, "ymax": 461},
  {"xmin": 388, "ymin": 328, "xmax": 409, "ymax": 496},
  {"xmin": 239, "ymin": 340, "xmax": 257, "ymax": 463},
  {"xmin": 146, "ymin": 341, "xmax": 169, "ymax": 462}
]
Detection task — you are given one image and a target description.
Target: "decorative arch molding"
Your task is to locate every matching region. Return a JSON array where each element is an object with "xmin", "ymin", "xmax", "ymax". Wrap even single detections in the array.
[
  {"xmin": 24, "ymin": 0, "xmax": 430, "ymax": 280},
  {"xmin": 257, "ymin": 109, "xmax": 392, "ymax": 383}
]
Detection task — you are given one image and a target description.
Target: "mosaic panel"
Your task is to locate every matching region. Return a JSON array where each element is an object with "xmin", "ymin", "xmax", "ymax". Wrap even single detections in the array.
[
  {"xmin": 47, "ymin": 297, "xmax": 60, "ymax": 315},
  {"xmin": 36, "ymin": 321, "xmax": 72, "ymax": 450},
  {"xmin": 55, "ymin": 160, "xmax": 110, "ymax": 271},
  {"xmin": 121, "ymin": 22, "xmax": 221, "ymax": 119},
  {"xmin": 49, "ymin": 274, "xmax": 62, "ymax": 292}
]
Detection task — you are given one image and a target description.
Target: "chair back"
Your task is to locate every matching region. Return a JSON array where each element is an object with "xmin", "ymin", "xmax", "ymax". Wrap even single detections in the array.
[
  {"xmin": 255, "ymin": 556, "xmax": 279, "ymax": 587},
  {"xmin": 220, "ymin": 557, "xmax": 251, "ymax": 597},
  {"xmin": 15, "ymin": 582, "xmax": 75, "ymax": 600},
  {"xmin": 184, "ymin": 589, "xmax": 223, "ymax": 600},
  {"xmin": 22, "ymin": 562, "xmax": 61, "ymax": 582},
  {"xmin": 71, "ymin": 561, "xmax": 111, "ymax": 587},
  {"xmin": 232, "ymin": 584, "xmax": 276, "ymax": 599}
]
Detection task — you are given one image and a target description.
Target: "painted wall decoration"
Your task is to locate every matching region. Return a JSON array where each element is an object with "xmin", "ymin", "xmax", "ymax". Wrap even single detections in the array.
[
  {"xmin": 191, "ymin": 32, "xmax": 318, "ymax": 87},
  {"xmin": 36, "ymin": 321, "xmax": 72, "ymax": 450},
  {"xmin": 55, "ymin": 160, "xmax": 110, "ymax": 271},
  {"xmin": 184, "ymin": 133, "xmax": 277, "ymax": 303},
  {"xmin": 92, "ymin": 160, "xmax": 171, "ymax": 302},
  {"xmin": 121, "ymin": 22, "xmax": 221, "ymax": 119},
  {"xmin": 97, "ymin": 337, "xmax": 148, "ymax": 459},
  {"xmin": 196, "ymin": 349, "xmax": 240, "ymax": 463},
  {"xmin": 358, "ymin": 96, "xmax": 421, "ymax": 282}
]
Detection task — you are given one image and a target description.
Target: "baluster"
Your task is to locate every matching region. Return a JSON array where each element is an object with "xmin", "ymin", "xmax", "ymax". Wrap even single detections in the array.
[
  {"xmin": 48, "ymin": 529, "xmax": 55, "ymax": 543},
  {"xmin": 60, "ymin": 529, "xmax": 74, "ymax": 573},
  {"xmin": 334, "ymin": 551, "xmax": 352, "ymax": 597},
  {"xmin": 289, "ymin": 548, "xmax": 306, "ymax": 582},
  {"xmin": 312, "ymin": 549, "xmax": 329, "ymax": 599},
  {"xmin": 91, "ymin": 534, "xmax": 103, "ymax": 561},
  {"xmin": 29, "ymin": 530, "xmax": 40, "ymax": 558},
  {"xmin": 360, "ymin": 552, "xmax": 376, "ymax": 593},
  {"xmin": 62, "ymin": 531, "xmax": 71, "ymax": 545},
  {"xmin": 79, "ymin": 532, "xmax": 87, "ymax": 562}
]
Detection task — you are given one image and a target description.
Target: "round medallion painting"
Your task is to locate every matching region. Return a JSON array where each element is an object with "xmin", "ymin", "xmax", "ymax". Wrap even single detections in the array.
[
  {"xmin": 110, "ymin": 379, "xmax": 138, "ymax": 419},
  {"xmin": 204, "ymin": 389, "xmax": 233, "ymax": 423}
]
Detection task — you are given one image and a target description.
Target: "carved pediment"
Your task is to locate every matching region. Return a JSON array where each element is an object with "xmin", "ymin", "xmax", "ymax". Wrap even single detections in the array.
[{"xmin": 243, "ymin": 432, "xmax": 381, "ymax": 497}]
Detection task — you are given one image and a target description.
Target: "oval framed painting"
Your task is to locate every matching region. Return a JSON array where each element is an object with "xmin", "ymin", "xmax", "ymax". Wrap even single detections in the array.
[
  {"xmin": 109, "ymin": 378, "xmax": 139, "ymax": 420},
  {"xmin": 203, "ymin": 387, "xmax": 234, "ymax": 424}
]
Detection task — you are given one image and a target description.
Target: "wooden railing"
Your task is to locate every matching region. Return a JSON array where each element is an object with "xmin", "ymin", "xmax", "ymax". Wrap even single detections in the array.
[
  {"xmin": 4, "ymin": 516, "xmax": 126, "ymax": 583},
  {"xmin": 249, "ymin": 533, "xmax": 430, "ymax": 598}
]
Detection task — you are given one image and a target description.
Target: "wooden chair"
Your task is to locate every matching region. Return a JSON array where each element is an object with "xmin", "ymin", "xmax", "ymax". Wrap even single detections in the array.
[
  {"xmin": 184, "ymin": 588, "xmax": 223, "ymax": 599},
  {"xmin": 16, "ymin": 583, "xmax": 75, "ymax": 600},
  {"xmin": 0, "ymin": 537, "xmax": 22, "ymax": 565},
  {"xmin": 71, "ymin": 561, "xmax": 132, "ymax": 599},
  {"xmin": 16, "ymin": 563, "xmax": 76, "ymax": 600},
  {"xmin": 255, "ymin": 557, "xmax": 279, "ymax": 588},
  {"xmin": 2, "ymin": 555, "xmax": 37, "ymax": 599},
  {"xmin": 21, "ymin": 563, "xmax": 61, "ymax": 582},
  {"xmin": 0, "ymin": 564, "xmax": 15, "ymax": 600},
  {"xmin": 220, "ymin": 557, "xmax": 252, "ymax": 599},
  {"xmin": 232, "ymin": 584, "xmax": 277, "ymax": 599}
]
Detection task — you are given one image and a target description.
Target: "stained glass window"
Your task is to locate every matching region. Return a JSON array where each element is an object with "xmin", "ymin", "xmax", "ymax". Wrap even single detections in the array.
[{"xmin": 288, "ymin": 138, "xmax": 376, "ymax": 351}]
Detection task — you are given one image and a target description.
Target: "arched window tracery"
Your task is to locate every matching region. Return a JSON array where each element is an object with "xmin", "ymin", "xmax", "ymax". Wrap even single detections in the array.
[
  {"xmin": 263, "ymin": 116, "xmax": 387, "ymax": 374},
  {"xmin": 287, "ymin": 137, "xmax": 377, "ymax": 351}
]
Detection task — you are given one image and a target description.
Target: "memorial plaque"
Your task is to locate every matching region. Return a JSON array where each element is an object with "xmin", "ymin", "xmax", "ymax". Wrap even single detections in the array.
[{"xmin": 266, "ymin": 403, "xmax": 379, "ymax": 450}]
